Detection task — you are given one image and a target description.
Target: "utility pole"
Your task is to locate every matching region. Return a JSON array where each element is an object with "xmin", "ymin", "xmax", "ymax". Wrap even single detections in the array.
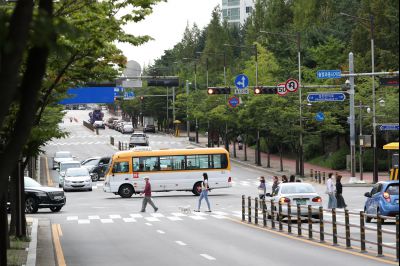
[
  {"xmin": 349, "ymin": 52, "xmax": 356, "ymax": 178},
  {"xmin": 186, "ymin": 80, "xmax": 190, "ymax": 138}
]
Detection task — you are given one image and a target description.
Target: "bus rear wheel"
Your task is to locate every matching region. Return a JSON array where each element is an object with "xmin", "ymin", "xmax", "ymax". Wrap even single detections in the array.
[
  {"xmin": 118, "ymin": 184, "xmax": 134, "ymax": 198},
  {"xmin": 192, "ymin": 182, "xmax": 202, "ymax": 196}
]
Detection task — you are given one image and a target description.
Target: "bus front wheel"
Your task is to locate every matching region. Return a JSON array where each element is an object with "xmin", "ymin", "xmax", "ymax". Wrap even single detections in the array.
[
  {"xmin": 192, "ymin": 182, "xmax": 202, "ymax": 196},
  {"xmin": 118, "ymin": 184, "xmax": 134, "ymax": 198}
]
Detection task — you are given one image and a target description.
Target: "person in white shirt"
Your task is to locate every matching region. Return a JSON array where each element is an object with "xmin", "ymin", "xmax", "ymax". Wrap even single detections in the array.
[
  {"xmin": 326, "ymin": 173, "xmax": 337, "ymax": 209},
  {"xmin": 194, "ymin": 173, "xmax": 212, "ymax": 212}
]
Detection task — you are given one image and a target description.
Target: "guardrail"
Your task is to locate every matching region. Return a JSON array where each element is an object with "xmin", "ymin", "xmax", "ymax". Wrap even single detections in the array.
[
  {"xmin": 83, "ymin": 121, "xmax": 99, "ymax": 135},
  {"xmin": 117, "ymin": 141, "xmax": 129, "ymax": 151},
  {"xmin": 241, "ymin": 195, "xmax": 399, "ymax": 261}
]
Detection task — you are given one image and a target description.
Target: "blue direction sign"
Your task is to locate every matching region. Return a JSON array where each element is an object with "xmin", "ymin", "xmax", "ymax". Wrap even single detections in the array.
[
  {"xmin": 317, "ymin": 70, "xmax": 342, "ymax": 79},
  {"xmin": 307, "ymin": 92, "xmax": 346, "ymax": 102},
  {"xmin": 235, "ymin": 74, "xmax": 249, "ymax": 89},
  {"xmin": 379, "ymin": 124, "xmax": 399, "ymax": 131},
  {"xmin": 228, "ymin": 96, "xmax": 240, "ymax": 108},
  {"xmin": 315, "ymin": 112, "xmax": 325, "ymax": 122}
]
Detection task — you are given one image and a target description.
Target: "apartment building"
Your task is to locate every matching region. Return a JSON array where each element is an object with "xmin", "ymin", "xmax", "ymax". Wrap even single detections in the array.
[{"xmin": 221, "ymin": 0, "xmax": 255, "ymax": 27}]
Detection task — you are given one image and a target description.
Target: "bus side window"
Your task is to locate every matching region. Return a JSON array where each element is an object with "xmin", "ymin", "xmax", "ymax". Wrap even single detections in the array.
[
  {"xmin": 113, "ymin": 161, "xmax": 129, "ymax": 173},
  {"xmin": 133, "ymin": 158, "xmax": 140, "ymax": 172}
]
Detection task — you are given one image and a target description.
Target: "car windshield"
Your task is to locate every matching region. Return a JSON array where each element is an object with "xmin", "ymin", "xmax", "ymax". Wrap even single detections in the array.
[
  {"xmin": 281, "ymin": 184, "xmax": 316, "ymax": 194},
  {"xmin": 60, "ymin": 163, "xmax": 81, "ymax": 171},
  {"xmin": 55, "ymin": 152, "xmax": 72, "ymax": 158},
  {"xmin": 66, "ymin": 168, "xmax": 89, "ymax": 176},
  {"xmin": 24, "ymin": 177, "xmax": 41, "ymax": 188},
  {"xmin": 386, "ymin": 184, "xmax": 399, "ymax": 195},
  {"xmin": 82, "ymin": 159, "xmax": 100, "ymax": 166}
]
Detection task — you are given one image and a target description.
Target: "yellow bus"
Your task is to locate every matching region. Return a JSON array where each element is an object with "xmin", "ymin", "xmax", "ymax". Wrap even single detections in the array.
[{"xmin": 103, "ymin": 147, "xmax": 232, "ymax": 198}]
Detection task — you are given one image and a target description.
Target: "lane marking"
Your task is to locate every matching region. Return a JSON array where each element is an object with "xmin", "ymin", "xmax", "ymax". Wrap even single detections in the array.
[
  {"xmin": 226, "ymin": 217, "xmax": 398, "ymax": 265},
  {"xmin": 151, "ymin": 213, "xmax": 165, "ymax": 218},
  {"xmin": 175, "ymin": 241, "xmax": 187, "ymax": 246},
  {"xmin": 123, "ymin": 218, "xmax": 136, "ymax": 223},
  {"xmin": 51, "ymin": 224, "xmax": 66, "ymax": 266},
  {"xmin": 109, "ymin": 215, "xmax": 121, "ymax": 219},
  {"xmin": 200, "ymin": 254, "xmax": 216, "ymax": 261},
  {"xmin": 167, "ymin": 216, "xmax": 183, "ymax": 221},
  {"xmin": 78, "ymin": 220, "xmax": 90, "ymax": 224},
  {"xmin": 145, "ymin": 223, "xmax": 153, "ymax": 226},
  {"xmin": 57, "ymin": 224, "xmax": 63, "ymax": 237},
  {"xmin": 130, "ymin": 214, "xmax": 143, "ymax": 218},
  {"xmin": 145, "ymin": 217, "xmax": 160, "ymax": 222},
  {"xmin": 66, "ymin": 216, "xmax": 78, "ymax": 221},
  {"xmin": 44, "ymin": 157, "xmax": 53, "ymax": 186},
  {"xmin": 100, "ymin": 219, "xmax": 113, "ymax": 224},
  {"xmin": 156, "ymin": 230, "xmax": 165, "ymax": 234},
  {"xmin": 88, "ymin": 216, "xmax": 100, "ymax": 220},
  {"xmin": 189, "ymin": 216, "xmax": 206, "ymax": 220}
]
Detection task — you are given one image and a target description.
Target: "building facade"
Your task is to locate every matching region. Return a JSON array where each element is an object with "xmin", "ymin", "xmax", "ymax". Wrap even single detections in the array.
[{"xmin": 221, "ymin": 0, "xmax": 254, "ymax": 27}]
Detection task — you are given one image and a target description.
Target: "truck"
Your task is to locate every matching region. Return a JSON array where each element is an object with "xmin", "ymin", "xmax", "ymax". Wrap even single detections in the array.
[
  {"xmin": 89, "ymin": 107, "xmax": 104, "ymax": 124},
  {"xmin": 143, "ymin": 116, "xmax": 156, "ymax": 127}
]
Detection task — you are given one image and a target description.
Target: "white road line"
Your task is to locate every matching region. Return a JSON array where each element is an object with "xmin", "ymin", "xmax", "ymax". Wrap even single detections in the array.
[
  {"xmin": 189, "ymin": 216, "xmax": 206, "ymax": 220},
  {"xmin": 192, "ymin": 212, "xmax": 208, "ymax": 216},
  {"xmin": 156, "ymin": 230, "xmax": 165, "ymax": 234},
  {"xmin": 212, "ymin": 211, "xmax": 228, "ymax": 216},
  {"xmin": 130, "ymin": 214, "xmax": 143, "ymax": 218},
  {"xmin": 67, "ymin": 216, "xmax": 78, "ymax": 221},
  {"xmin": 123, "ymin": 218, "xmax": 136, "ymax": 223},
  {"xmin": 145, "ymin": 223, "xmax": 153, "ymax": 226},
  {"xmin": 171, "ymin": 213, "xmax": 187, "ymax": 217},
  {"xmin": 88, "ymin": 216, "xmax": 100, "ymax": 220},
  {"xmin": 175, "ymin": 241, "xmax": 187, "ymax": 246},
  {"xmin": 151, "ymin": 213, "xmax": 165, "ymax": 218},
  {"xmin": 78, "ymin": 220, "xmax": 90, "ymax": 224},
  {"xmin": 109, "ymin": 215, "xmax": 121, "ymax": 219},
  {"xmin": 167, "ymin": 216, "xmax": 183, "ymax": 221},
  {"xmin": 200, "ymin": 254, "xmax": 216, "ymax": 261},
  {"xmin": 100, "ymin": 219, "xmax": 114, "ymax": 224},
  {"xmin": 211, "ymin": 215, "xmax": 227, "ymax": 219},
  {"xmin": 145, "ymin": 217, "xmax": 160, "ymax": 222}
]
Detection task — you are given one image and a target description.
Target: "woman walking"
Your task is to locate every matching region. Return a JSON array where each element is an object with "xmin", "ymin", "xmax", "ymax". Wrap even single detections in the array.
[
  {"xmin": 195, "ymin": 173, "xmax": 212, "ymax": 212},
  {"xmin": 326, "ymin": 173, "xmax": 337, "ymax": 209},
  {"xmin": 336, "ymin": 175, "xmax": 347, "ymax": 208},
  {"xmin": 258, "ymin": 176, "xmax": 266, "ymax": 199},
  {"xmin": 281, "ymin": 175, "xmax": 288, "ymax": 183}
]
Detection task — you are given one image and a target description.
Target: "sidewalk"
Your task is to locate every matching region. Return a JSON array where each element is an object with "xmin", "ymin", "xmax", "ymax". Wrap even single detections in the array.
[{"xmin": 190, "ymin": 134, "xmax": 387, "ymax": 186}]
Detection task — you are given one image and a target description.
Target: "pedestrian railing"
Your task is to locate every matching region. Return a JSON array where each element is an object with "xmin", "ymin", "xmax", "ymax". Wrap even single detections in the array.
[{"xmin": 241, "ymin": 195, "xmax": 399, "ymax": 261}]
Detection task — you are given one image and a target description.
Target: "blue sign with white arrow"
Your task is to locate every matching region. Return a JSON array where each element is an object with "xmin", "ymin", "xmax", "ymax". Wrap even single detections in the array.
[
  {"xmin": 379, "ymin": 124, "xmax": 399, "ymax": 131},
  {"xmin": 307, "ymin": 92, "xmax": 346, "ymax": 102},
  {"xmin": 315, "ymin": 112, "xmax": 325, "ymax": 122},
  {"xmin": 317, "ymin": 70, "xmax": 342, "ymax": 79},
  {"xmin": 235, "ymin": 74, "xmax": 249, "ymax": 89}
]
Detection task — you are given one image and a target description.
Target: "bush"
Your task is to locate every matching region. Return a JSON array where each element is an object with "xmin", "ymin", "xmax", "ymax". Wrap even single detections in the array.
[
  {"xmin": 361, "ymin": 149, "xmax": 389, "ymax": 171},
  {"xmin": 304, "ymin": 138, "xmax": 323, "ymax": 160},
  {"xmin": 328, "ymin": 148, "xmax": 348, "ymax": 170}
]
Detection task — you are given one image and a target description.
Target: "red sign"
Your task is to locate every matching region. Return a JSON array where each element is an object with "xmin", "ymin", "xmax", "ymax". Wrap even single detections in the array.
[
  {"xmin": 277, "ymin": 83, "xmax": 288, "ymax": 96},
  {"xmin": 285, "ymin": 78, "xmax": 299, "ymax": 92}
]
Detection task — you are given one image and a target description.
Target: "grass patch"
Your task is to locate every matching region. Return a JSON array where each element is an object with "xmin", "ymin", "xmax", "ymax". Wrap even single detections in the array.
[{"xmin": 7, "ymin": 234, "xmax": 30, "ymax": 265}]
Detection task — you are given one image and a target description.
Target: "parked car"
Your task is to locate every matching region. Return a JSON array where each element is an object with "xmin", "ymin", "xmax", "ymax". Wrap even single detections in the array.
[
  {"xmin": 24, "ymin": 176, "xmax": 66, "ymax": 214},
  {"xmin": 364, "ymin": 180, "xmax": 399, "ymax": 223},
  {"xmin": 129, "ymin": 133, "xmax": 149, "ymax": 147},
  {"xmin": 58, "ymin": 161, "xmax": 81, "ymax": 187},
  {"xmin": 52, "ymin": 151, "xmax": 74, "ymax": 170},
  {"xmin": 106, "ymin": 117, "xmax": 118, "ymax": 128},
  {"xmin": 267, "ymin": 183, "xmax": 323, "ymax": 218},
  {"xmin": 143, "ymin": 124, "xmax": 156, "ymax": 133},
  {"xmin": 93, "ymin": 120, "xmax": 105, "ymax": 129},
  {"xmin": 122, "ymin": 123, "xmax": 134, "ymax": 134},
  {"xmin": 63, "ymin": 167, "xmax": 93, "ymax": 192},
  {"xmin": 81, "ymin": 156, "xmax": 111, "ymax": 181}
]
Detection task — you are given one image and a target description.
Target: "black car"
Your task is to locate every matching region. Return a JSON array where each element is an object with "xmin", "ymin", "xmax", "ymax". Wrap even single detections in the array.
[
  {"xmin": 81, "ymin": 156, "xmax": 111, "ymax": 181},
  {"xmin": 24, "ymin": 177, "xmax": 66, "ymax": 214},
  {"xmin": 143, "ymin": 124, "xmax": 156, "ymax": 133}
]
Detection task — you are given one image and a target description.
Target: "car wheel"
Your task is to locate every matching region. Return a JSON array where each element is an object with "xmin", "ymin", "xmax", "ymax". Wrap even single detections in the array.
[
  {"xmin": 91, "ymin": 172, "xmax": 99, "ymax": 182},
  {"xmin": 192, "ymin": 182, "xmax": 202, "ymax": 196},
  {"xmin": 118, "ymin": 184, "xmax": 134, "ymax": 198},
  {"xmin": 88, "ymin": 188, "xmax": 93, "ymax": 191},
  {"xmin": 25, "ymin": 197, "xmax": 38, "ymax": 214},
  {"xmin": 50, "ymin": 206, "xmax": 62, "ymax": 212},
  {"xmin": 377, "ymin": 208, "xmax": 385, "ymax": 224},
  {"xmin": 364, "ymin": 208, "xmax": 372, "ymax": 223}
]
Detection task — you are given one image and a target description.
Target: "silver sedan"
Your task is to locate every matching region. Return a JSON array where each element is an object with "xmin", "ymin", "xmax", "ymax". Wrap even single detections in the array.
[{"xmin": 63, "ymin": 167, "xmax": 93, "ymax": 192}]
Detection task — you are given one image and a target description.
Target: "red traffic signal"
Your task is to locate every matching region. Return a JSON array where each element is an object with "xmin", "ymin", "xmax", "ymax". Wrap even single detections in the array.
[
  {"xmin": 207, "ymin": 87, "xmax": 231, "ymax": 95},
  {"xmin": 254, "ymin": 87, "xmax": 277, "ymax": 95}
]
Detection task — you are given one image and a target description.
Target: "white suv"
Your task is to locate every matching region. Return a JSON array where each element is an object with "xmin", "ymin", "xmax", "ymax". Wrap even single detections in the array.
[{"xmin": 129, "ymin": 133, "xmax": 149, "ymax": 147}]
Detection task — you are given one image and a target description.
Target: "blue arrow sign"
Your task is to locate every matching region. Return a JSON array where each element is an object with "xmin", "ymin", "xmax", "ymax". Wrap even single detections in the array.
[
  {"xmin": 315, "ymin": 112, "xmax": 325, "ymax": 122},
  {"xmin": 379, "ymin": 125, "xmax": 399, "ymax": 131},
  {"xmin": 307, "ymin": 92, "xmax": 346, "ymax": 102},
  {"xmin": 235, "ymin": 74, "xmax": 249, "ymax": 89},
  {"xmin": 317, "ymin": 70, "xmax": 342, "ymax": 79}
]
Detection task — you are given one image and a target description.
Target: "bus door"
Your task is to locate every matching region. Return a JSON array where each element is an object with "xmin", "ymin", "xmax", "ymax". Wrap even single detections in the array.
[{"xmin": 110, "ymin": 161, "xmax": 131, "ymax": 191}]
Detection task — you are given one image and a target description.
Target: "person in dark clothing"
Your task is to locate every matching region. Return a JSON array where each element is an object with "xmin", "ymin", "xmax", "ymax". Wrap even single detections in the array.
[
  {"xmin": 140, "ymin": 176, "xmax": 158, "ymax": 212},
  {"xmin": 289, "ymin": 175, "xmax": 296, "ymax": 182},
  {"xmin": 272, "ymin": 176, "xmax": 279, "ymax": 194},
  {"xmin": 335, "ymin": 175, "xmax": 347, "ymax": 208},
  {"xmin": 258, "ymin": 176, "xmax": 266, "ymax": 199},
  {"xmin": 281, "ymin": 175, "xmax": 288, "ymax": 183}
]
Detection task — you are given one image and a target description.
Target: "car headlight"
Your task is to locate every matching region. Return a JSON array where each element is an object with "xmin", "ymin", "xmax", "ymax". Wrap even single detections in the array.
[
  {"xmin": 35, "ymin": 191, "xmax": 47, "ymax": 197},
  {"xmin": 64, "ymin": 179, "xmax": 71, "ymax": 183}
]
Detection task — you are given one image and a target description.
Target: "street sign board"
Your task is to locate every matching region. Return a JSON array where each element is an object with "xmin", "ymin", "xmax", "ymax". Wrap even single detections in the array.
[
  {"xmin": 285, "ymin": 79, "xmax": 299, "ymax": 92},
  {"xmin": 234, "ymin": 88, "xmax": 249, "ymax": 95},
  {"xmin": 59, "ymin": 87, "xmax": 116, "ymax": 104},
  {"xmin": 123, "ymin": 91, "xmax": 135, "ymax": 100},
  {"xmin": 307, "ymin": 92, "xmax": 346, "ymax": 102},
  {"xmin": 228, "ymin": 96, "xmax": 240, "ymax": 108},
  {"xmin": 379, "ymin": 125, "xmax": 399, "ymax": 131},
  {"xmin": 235, "ymin": 74, "xmax": 249, "ymax": 89},
  {"xmin": 315, "ymin": 112, "xmax": 325, "ymax": 122},
  {"xmin": 276, "ymin": 83, "xmax": 288, "ymax": 96},
  {"xmin": 317, "ymin": 70, "xmax": 342, "ymax": 79}
]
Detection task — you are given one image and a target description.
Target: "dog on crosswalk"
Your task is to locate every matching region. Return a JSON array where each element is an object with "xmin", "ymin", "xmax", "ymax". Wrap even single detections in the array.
[{"xmin": 179, "ymin": 205, "xmax": 191, "ymax": 214}]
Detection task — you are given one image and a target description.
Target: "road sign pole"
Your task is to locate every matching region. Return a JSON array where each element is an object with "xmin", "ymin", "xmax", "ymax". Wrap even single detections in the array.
[
  {"xmin": 297, "ymin": 32, "xmax": 304, "ymax": 177},
  {"xmin": 349, "ymin": 53, "xmax": 356, "ymax": 178}
]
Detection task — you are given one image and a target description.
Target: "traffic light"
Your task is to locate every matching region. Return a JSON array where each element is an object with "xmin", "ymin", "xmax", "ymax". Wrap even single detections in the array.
[
  {"xmin": 207, "ymin": 87, "xmax": 231, "ymax": 95},
  {"xmin": 254, "ymin": 87, "xmax": 277, "ymax": 95},
  {"xmin": 140, "ymin": 96, "xmax": 144, "ymax": 101}
]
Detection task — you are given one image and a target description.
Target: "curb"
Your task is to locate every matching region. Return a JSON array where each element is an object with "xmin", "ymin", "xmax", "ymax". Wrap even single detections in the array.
[
  {"xmin": 342, "ymin": 183, "xmax": 374, "ymax": 187},
  {"xmin": 26, "ymin": 218, "xmax": 38, "ymax": 266}
]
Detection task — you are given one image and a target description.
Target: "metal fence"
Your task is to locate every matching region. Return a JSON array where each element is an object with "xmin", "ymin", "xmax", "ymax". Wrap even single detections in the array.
[{"xmin": 241, "ymin": 195, "xmax": 399, "ymax": 261}]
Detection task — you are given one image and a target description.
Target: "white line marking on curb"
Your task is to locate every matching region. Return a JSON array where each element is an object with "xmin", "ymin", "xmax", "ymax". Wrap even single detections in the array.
[
  {"xmin": 200, "ymin": 254, "xmax": 216, "ymax": 260},
  {"xmin": 175, "ymin": 241, "xmax": 186, "ymax": 246}
]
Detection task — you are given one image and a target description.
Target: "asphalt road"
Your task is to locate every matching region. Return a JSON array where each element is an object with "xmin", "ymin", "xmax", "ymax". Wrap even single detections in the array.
[{"xmin": 29, "ymin": 110, "xmax": 397, "ymax": 266}]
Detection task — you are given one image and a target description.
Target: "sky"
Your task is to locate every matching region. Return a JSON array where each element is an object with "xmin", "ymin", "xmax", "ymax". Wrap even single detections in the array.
[{"xmin": 117, "ymin": 0, "xmax": 221, "ymax": 70}]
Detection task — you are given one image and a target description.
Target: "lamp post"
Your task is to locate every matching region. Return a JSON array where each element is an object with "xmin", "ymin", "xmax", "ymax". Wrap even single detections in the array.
[
  {"xmin": 260, "ymin": 30, "xmax": 303, "ymax": 176},
  {"xmin": 186, "ymin": 80, "xmax": 191, "ymax": 138},
  {"xmin": 357, "ymin": 101, "xmax": 371, "ymax": 181},
  {"xmin": 340, "ymin": 13, "xmax": 378, "ymax": 182},
  {"xmin": 183, "ymin": 58, "xmax": 199, "ymax": 143}
]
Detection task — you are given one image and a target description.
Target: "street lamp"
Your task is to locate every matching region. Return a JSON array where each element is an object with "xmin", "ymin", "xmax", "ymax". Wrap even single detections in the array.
[
  {"xmin": 357, "ymin": 101, "xmax": 370, "ymax": 181},
  {"xmin": 340, "ymin": 12, "xmax": 378, "ymax": 182},
  {"xmin": 260, "ymin": 30, "xmax": 304, "ymax": 176},
  {"xmin": 186, "ymin": 80, "xmax": 191, "ymax": 139}
]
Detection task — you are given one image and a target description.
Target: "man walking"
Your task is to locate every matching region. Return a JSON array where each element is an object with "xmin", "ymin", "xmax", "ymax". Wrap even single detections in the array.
[{"xmin": 140, "ymin": 176, "xmax": 158, "ymax": 212}]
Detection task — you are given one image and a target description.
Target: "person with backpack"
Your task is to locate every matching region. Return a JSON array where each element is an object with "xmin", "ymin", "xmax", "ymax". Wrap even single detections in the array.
[{"xmin": 194, "ymin": 173, "xmax": 212, "ymax": 212}]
